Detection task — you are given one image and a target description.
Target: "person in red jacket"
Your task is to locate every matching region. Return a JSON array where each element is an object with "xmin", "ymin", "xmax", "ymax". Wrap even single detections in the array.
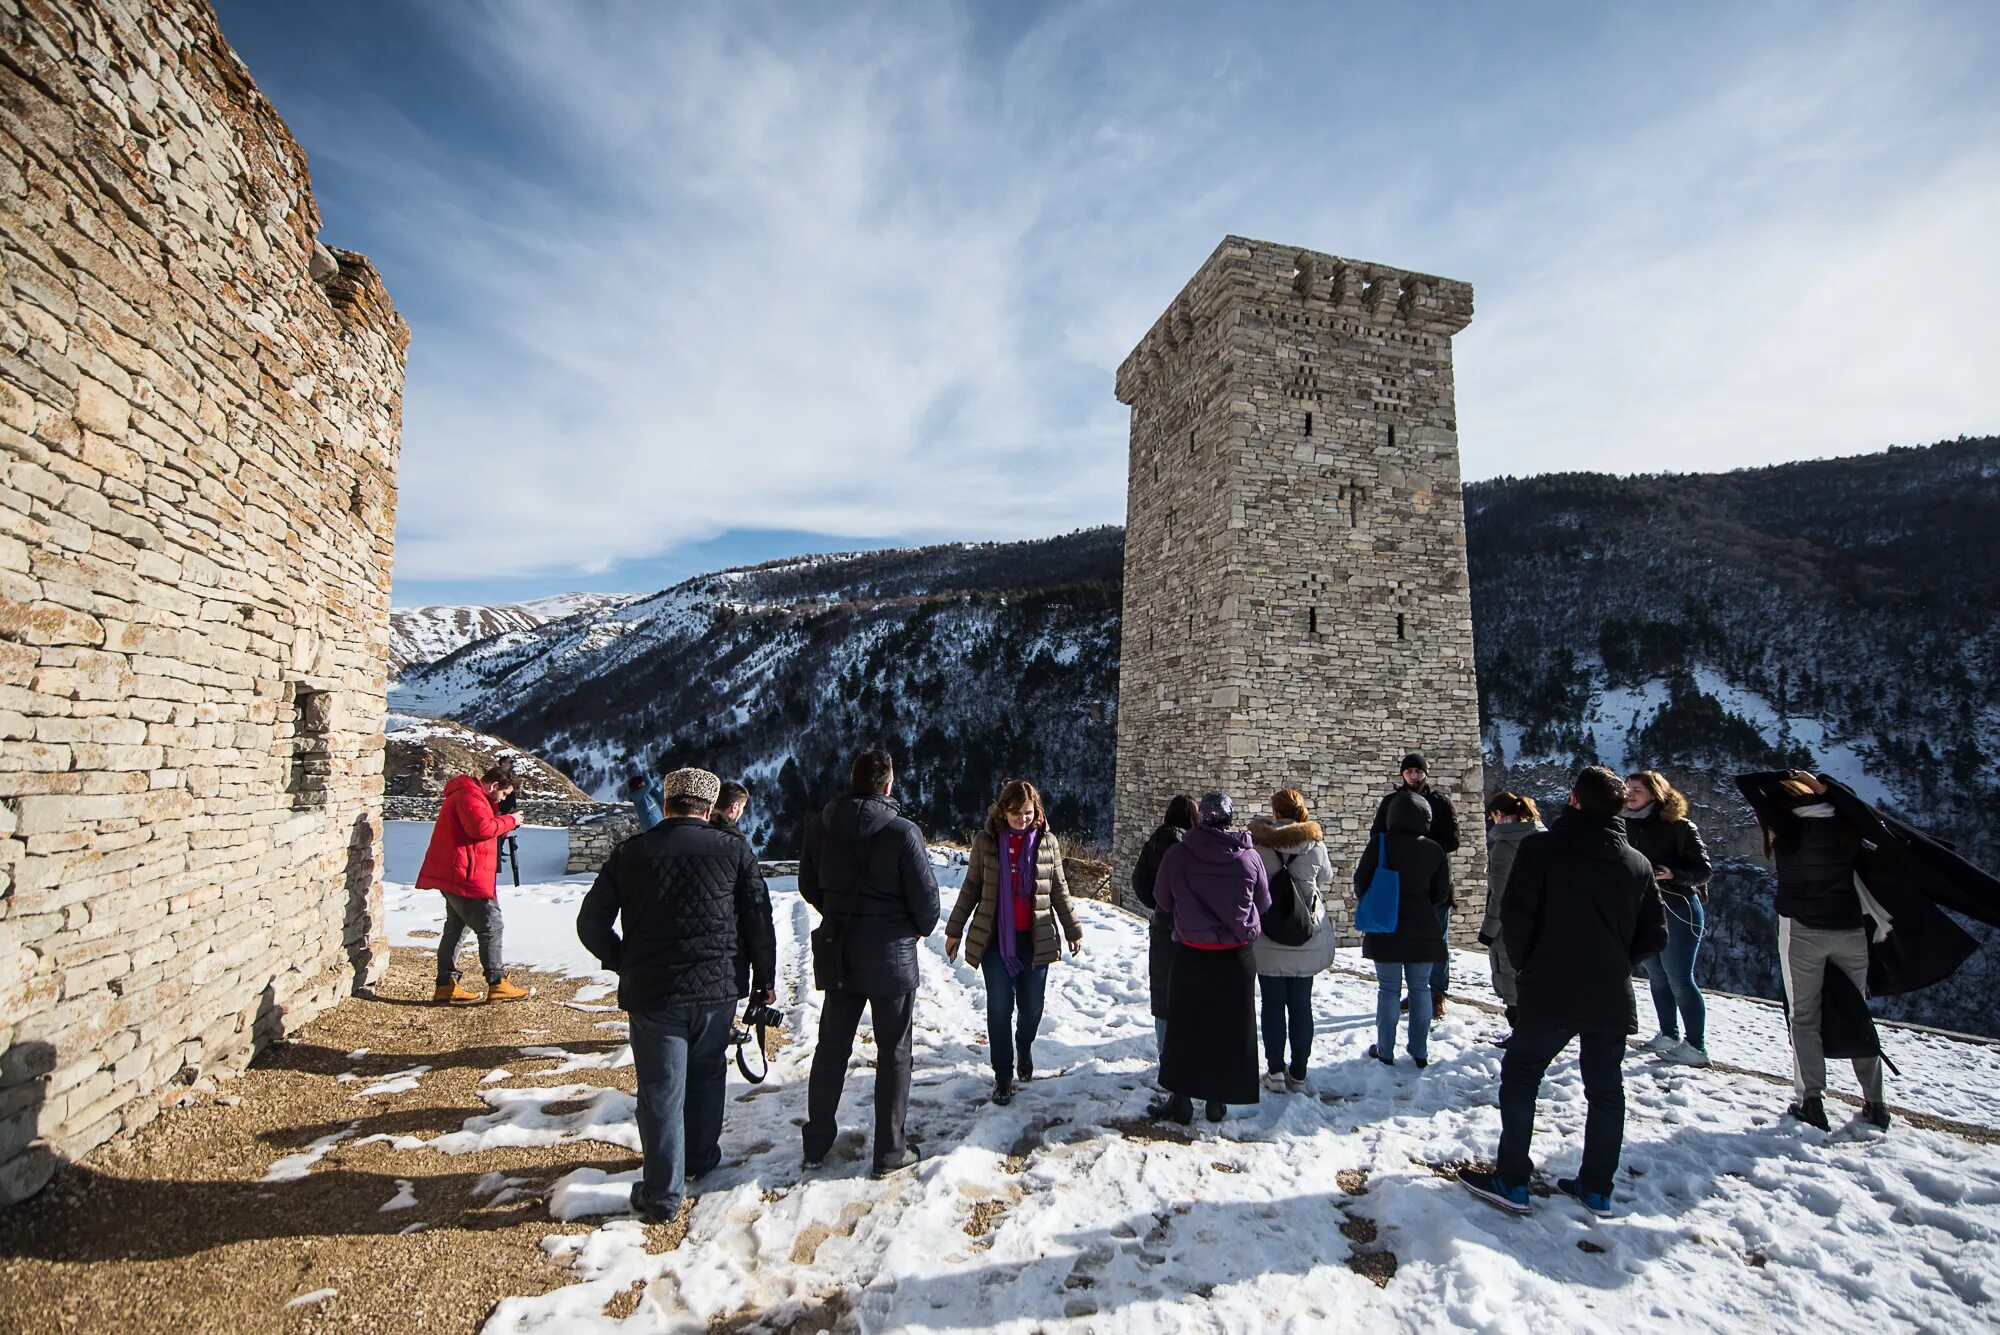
[{"xmin": 418, "ymin": 767, "xmax": 531, "ymax": 1003}]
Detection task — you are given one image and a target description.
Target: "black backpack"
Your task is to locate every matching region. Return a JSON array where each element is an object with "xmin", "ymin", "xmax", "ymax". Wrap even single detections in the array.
[{"xmin": 1262, "ymin": 849, "xmax": 1317, "ymax": 947}]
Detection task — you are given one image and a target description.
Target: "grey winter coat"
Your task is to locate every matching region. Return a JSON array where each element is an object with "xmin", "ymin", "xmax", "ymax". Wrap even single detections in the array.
[
  {"xmin": 1478, "ymin": 820, "xmax": 1543, "ymax": 1008},
  {"xmin": 1248, "ymin": 818, "xmax": 1338, "ymax": 977}
]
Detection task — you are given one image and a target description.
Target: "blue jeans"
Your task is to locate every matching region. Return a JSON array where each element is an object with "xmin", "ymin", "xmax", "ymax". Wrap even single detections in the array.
[
  {"xmin": 1498, "ymin": 1026, "xmax": 1625, "ymax": 1198},
  {"xmin": 1375, "ymin": 961, "xmax": 1434, "ymax": 1060},
  {"xmin": 1258, "ymin": 975, "xmax": 1313, "ymax": 1077},
  {"xmin": 1434, "ymin": 905, "xmax": 1451, "ymax": 995},
  {"xmin": 1154, "ymin": 1018, "xmax": 1168, "ymax": 1072},
  {"xmin": 1640, "ymin": 893, "xmax": 1706, "ymax": 1048},
  {"xmin": 628, "ymin": 1002, "xmax": 733, "ymax": 1219},
  {"xmin": 982, "ymin": 952, "xmax": 1049, "ymax": 1081}
]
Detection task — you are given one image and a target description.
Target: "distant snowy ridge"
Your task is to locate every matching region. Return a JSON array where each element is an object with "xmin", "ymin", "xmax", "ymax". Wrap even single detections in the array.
[{"xmin": 388, "ymin": 593, "xmax": 642, "ymax": 677}]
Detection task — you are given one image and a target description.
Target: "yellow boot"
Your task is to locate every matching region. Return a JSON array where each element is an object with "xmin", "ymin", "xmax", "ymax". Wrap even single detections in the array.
[
  {"xmin": 433, "ymin": 979, "xmax": 481, "ymax": 1005},
  {"xmin": 486, "ymin": 976, "xmax": 532, "ymax": 1003}
]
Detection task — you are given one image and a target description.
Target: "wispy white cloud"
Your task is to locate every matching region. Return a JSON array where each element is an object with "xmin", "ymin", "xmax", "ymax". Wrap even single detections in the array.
[{"xmin": 290, "ymin": 0, "xmax": 2000, "ymax": 587}]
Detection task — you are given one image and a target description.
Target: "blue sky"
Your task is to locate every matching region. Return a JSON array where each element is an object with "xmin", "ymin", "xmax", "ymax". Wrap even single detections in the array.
[{"xmin": 211, "ymin": 0, "xmax": 2000, "ymax": 607}]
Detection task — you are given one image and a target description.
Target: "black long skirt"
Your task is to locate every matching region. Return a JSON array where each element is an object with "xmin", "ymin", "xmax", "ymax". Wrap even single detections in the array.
[{"xmin": 1160, "ymin": 942, "xmax": 1259, "ymax": 1104}]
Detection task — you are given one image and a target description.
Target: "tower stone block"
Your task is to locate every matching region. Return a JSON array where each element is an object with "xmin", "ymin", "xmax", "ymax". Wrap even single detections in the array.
[{"xmin": 1113, "ymin": 237, "xmax": 1486, "ymax": 943}]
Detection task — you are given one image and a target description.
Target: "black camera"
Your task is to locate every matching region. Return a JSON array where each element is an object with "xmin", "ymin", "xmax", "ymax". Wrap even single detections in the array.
[{"xmin": 741, "ymin": 1002, "xmax": 784, "ymax": 1030}]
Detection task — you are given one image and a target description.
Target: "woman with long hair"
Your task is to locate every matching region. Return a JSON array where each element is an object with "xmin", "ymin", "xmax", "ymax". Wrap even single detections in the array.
[
  {"xmin": 945, "ymin": 779, "xmax": 1083, "ymax": 1106},
  {"xmin": 1478, "ymin": 791, "xmax": 1544, "ymax": 1045},
  {"xmin": 1624, "ymin": 770, "xmax": 1714, "ymax": 1066},
  {"xmin": 1132, "ymin": 794, "xmax": 1199, "ymax": 1073},
  {"xmin": 1736, "ymin": 769, "xmax": 1889, "ymax": 1131},
  {"xmin": 1249, "ymin": 789, "xmax": 1335, "ymax": 1091}
]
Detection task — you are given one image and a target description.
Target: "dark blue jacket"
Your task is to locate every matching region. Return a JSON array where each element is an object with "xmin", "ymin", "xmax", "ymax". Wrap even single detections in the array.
[
  {"xmin": 800, "ymin": 796, "xmax": 940, "ymax": 996},
  {"xmin": 1502, "ymin": 809, "xmax": 1667, "ymax": 1035}
]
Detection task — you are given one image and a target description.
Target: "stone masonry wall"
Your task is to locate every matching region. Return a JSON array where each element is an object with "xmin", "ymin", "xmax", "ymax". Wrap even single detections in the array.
[
  {"xmin": 1113, "ymin": 237, "xmax": 1486, "ymax": 947},
  {"xmin": 0, "ymin": 0, "xmax": 407, "ymax": 1202}
]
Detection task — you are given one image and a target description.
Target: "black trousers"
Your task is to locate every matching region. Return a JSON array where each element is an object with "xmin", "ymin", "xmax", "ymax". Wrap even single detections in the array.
[
  {"xmin": 1498, "ymin": 1025, "xmax": 1625, "ymax": 1197},
  {"xmin": 804, "ymin": 988, "xmax": 915, "ymax": 1169}
]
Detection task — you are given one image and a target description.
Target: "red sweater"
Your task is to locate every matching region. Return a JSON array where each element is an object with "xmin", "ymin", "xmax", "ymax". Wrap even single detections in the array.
[{"xmin": 415, "ymin": 775, "xmax": 521, "ymax": 900}]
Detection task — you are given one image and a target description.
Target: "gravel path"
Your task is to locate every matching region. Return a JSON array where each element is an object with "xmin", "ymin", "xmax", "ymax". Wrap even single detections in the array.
[{"xmin": 0, "ymin": 956, "xmax": 687, "ymax": 1334}]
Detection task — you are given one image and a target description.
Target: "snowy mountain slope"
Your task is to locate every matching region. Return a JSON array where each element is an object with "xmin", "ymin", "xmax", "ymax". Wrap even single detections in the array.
[
  {"xmin": 370, "ymin": 853, "xmax": 2000, "ymax": 1334},
  {"xmin": 391, "ymin": 531, "xmax": 1123, "ymax": 849},
  {"xmin": 388, "ymin": 594, "xmax": 642, "ymax": 677},
  {"xmin": 1468, "ymin": 434, "xmax": 2000, "ymax": 868}
]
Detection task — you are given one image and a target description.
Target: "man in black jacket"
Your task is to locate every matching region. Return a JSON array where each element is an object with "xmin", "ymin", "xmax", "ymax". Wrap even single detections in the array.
[
  {"xmin": 577, "ymin": 767, "xmax": 776, "ymax": 1225},
  {"xmin": 1461, "ymin": 766, "xmax": 1667, "ymax": 1219},
  {"xmin": 712, "ymin": 782, "xmax": 751, "ymax": 843},
  {"xmin": 1370, "ymin": 753, "xmax": 1461, "ymax": 1016},
  {"xmin": 799, "ymin": 747, "xmax": 940, "ymax": 1177}
]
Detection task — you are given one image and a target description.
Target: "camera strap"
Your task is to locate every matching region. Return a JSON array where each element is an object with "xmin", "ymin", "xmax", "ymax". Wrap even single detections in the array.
[{"xmin": 733, "ymin": 1010, "xmax": 771, "ymax": 1084}]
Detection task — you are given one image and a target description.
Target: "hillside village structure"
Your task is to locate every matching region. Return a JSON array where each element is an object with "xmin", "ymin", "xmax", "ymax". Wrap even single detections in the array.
[
  {"xmin": 1113, "ymin": 237, "xmax": 1486, "ymax": 940},
  {"xmin": 0, "ymin": 0, "xmax": 406, "ymax": 1202}
]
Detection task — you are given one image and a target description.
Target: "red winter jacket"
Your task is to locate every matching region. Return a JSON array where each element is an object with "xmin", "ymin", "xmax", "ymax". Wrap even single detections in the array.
[{"xmin": 415, "ymin": 775, "xmax": 522, "ymax": 900}]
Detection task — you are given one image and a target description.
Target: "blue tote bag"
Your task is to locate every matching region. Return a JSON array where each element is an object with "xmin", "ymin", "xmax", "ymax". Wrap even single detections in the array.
[{"xmin": 1354, "ymin": 834, "xmax": 1401, "ymax": 935}]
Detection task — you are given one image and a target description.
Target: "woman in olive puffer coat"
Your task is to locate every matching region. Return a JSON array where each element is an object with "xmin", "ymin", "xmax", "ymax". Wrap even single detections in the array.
[{"xmin": 946, "ymin": 779, "xmax": 1082, "ymax": 1105}]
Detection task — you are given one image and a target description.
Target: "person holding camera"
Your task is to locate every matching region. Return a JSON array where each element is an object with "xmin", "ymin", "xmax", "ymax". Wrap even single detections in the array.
[
  {"xmin": 577, "ymin": 767, "xmax": 777, "ymax": 1226},
  {"xmin": 419, "ymin": 766, "xmax": 529, "ymax": 1004}
]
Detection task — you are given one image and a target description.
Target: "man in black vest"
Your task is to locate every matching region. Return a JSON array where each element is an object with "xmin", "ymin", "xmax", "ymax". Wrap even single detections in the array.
[
  {"xmin": 799, "ymin": 748, "xmax": 940, "ymax": 1177},
  {"xmin": 1461, "ymin": 765, "xmax": 1666, "ymax": 1219},
  {"xmin": 577, "ymin": 767, "xmax": 776, "ymax": 1225}
]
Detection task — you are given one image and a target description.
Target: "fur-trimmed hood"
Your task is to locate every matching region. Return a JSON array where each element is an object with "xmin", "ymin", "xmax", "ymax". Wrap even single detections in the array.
[{"xmin": 1250, "ymin": 816, "xmax": 1324, "ymax": 848}]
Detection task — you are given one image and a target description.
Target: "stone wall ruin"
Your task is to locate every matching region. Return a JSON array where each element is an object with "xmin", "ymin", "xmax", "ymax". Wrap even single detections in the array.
[{"xmin": 0, "ymin": 0, "xmax": 406, "ymax": 1202}]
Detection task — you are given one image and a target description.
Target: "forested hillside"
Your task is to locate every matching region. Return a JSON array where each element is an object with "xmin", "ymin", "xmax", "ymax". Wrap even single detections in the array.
[{"xmin": 1468, "ymin": 435, "xmax": 2000, "ymax": 869}]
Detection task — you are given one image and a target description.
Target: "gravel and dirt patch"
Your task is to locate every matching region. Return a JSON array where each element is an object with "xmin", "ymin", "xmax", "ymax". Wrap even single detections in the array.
[{"xmin": 0, "ymin": 955, "xmax": 669, "ymax": 1334}]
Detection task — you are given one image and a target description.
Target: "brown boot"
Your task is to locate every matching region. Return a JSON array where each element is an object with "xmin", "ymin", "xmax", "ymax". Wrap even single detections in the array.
[
  {"xmin": 486, "ymin": 976, "xmax": 532, "ymax": 1003},
  {"xmin": 1432, "ymin": 994, "xmax": 1447, "ymax": 1021},
  {"xmin": 433, "ymin": 980, "xmax": 481, "ymax": 1005}
]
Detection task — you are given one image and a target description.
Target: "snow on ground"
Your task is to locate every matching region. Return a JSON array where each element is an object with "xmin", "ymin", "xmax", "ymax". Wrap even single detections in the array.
[{"xmin": 371, "ymin": 841, "xmax": 2000, "ymax": 1333}]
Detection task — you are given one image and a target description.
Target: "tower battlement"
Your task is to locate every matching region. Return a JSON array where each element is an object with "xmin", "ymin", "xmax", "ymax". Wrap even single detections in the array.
[
  {"xmin": 1116, "ymin": 237, "xmax": 1474, "ymax": 405},
  {"xmin": 1112, "ymin": 237, "xmax": 1486, "ymax": 943}
]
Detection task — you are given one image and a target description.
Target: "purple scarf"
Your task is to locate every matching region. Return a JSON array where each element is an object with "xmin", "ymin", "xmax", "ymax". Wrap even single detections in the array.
[{"xmin": 996, "ymin": 827, "xmax": 1040, "ymax": 978}]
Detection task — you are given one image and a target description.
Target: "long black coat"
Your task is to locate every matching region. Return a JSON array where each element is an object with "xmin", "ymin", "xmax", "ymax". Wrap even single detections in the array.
[
  {"xmin": 1354, "ymin": 797, "xmax": 1453, "ymax": 965},
  {"xmin": 1736, "ymin": 772, "xmax": 1992, "ymax": 996},
  {"xmin": 800, "ymin": 795, "xmax": 941, "ymax": 997},
  {"xmin": 1370, "ymin": 783, "xmax": 1461, "ymax": 854},
  {"xmin": 577, "ymin": 816, "xmax": 777, "ymax": 1013},
  {"xmin": 1132, "ymin": 823, "xmax": 1185, "ymax": 1019},
  {"xmin": 1502, "ymin": 809, "xmax": 1668, "ymax": 1036}
]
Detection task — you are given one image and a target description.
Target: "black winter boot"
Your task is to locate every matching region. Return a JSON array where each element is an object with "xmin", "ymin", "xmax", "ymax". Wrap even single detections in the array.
[{"xmin": 1786, "ymin": 1097, "xmax": 1829, "ymax": 1131}]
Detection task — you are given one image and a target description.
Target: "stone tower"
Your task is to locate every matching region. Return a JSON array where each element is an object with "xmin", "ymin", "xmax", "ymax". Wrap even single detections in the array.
[{"xmin": 1113, "ymin": 237, "xmax": 1485, "ymax": 941}]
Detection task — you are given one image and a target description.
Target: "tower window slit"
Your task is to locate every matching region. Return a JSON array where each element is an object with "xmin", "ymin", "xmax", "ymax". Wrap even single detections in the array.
[
  {"xmin": 1396, "ymin": 613, "xmax": 1406, "ymax": 641},
  {"xmin": 1308, "ymin": 607, "xmax": 1318, "ymax": 634},
  {"xmin": 1304, "ymin": 412, "xmax": 1313, "ymax": 437}
]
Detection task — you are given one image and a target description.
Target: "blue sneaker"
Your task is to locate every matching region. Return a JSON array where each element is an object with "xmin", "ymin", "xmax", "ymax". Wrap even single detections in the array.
[
  {"xmin": 1557, "ymin": 1177, "xmax": 1613, "ymax": 1217},
  {"xmin": 1459, "ymin": 1169, "xmax": 1531, "ymax": 1214}
]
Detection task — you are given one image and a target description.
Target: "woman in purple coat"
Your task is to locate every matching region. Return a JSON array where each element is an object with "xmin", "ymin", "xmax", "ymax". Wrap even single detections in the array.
[{"xmin": 1148, "ymin": 790, "xmax": 1272, "ymax": 1125}]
